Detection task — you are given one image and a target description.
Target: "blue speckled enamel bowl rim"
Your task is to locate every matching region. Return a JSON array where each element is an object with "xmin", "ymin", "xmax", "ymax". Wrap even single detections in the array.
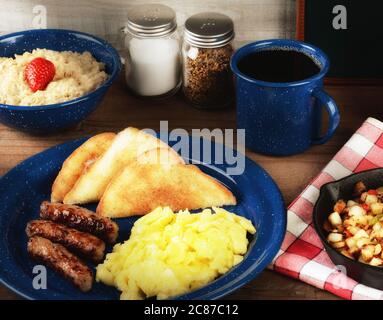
[
  {"xmin": 0, "ymin": 29, "xmax": 122, "ymax": 111},
  {"xmin": 230, "ymin": 39, "xmax": 330, "ymax": 88}
]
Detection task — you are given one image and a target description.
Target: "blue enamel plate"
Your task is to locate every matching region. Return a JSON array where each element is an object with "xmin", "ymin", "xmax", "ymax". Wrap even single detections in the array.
[{"xmin": 0, "ymin": 135, "xmax": 286, "ymax": 300}]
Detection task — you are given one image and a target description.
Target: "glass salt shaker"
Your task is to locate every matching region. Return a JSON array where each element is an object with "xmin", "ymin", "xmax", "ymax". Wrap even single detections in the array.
[
  {"xmin": 182, "ymin": 12, "xmax": 235, "ymax": 109},
  {"xmin": 121, "ymin": 4, "xmax": 181, "ymax": 98}
]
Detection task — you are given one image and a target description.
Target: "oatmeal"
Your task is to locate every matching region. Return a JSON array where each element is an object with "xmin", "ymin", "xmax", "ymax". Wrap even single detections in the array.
[{"xmin": 0, "ymin": 49, "xmax": 108, "ymax": 106}]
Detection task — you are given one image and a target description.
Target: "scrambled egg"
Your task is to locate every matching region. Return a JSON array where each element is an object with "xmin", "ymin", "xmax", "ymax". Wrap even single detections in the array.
[{"xmin": 96, "ymin": 207, "xmax": 256, "ymax": 300}]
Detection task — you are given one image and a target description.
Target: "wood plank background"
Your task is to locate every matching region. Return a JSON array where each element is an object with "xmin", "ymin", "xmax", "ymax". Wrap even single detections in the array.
[{"xmin": 0, "ymin": 0, "xmax": 296, "ymax": 50}]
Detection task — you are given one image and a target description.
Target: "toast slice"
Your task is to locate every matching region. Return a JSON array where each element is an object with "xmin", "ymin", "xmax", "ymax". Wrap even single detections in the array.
[
  {"xmin": 63, "ymin": 127, "xmax": 182, "ymax": 205},
  {"xmin": 135, "ymin": 147, "xmax": 185, "ymax": 165},
  {"xmin": 51, "ymin": 132, "xmax": 116, "ymax": 203},
  {"xmin": 96, "ymin": 163, "xmax": 237, "ymax": 218}
]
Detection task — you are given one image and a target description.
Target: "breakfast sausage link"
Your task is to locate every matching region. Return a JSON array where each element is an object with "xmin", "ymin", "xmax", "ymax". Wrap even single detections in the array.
[
  {"xmin": 40, "ymin": 201, "xmax": 119, "ymax": 244},
  {"xmin": 26, "ymin": 220, "xmax": 106, "ymax": 263},
  {"xmin": 27, "ymin": 236, "xmax": 93, "ymax": 292}
]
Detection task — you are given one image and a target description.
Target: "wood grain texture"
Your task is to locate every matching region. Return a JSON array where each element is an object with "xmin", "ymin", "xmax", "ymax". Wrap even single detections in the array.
[
  {"xmin": 0, "ymin": 0, "xmax": 296, "ymax": 48},
  {"xmin": 0, "ymin": 74, "xmax": 382, "ymax": 299}
]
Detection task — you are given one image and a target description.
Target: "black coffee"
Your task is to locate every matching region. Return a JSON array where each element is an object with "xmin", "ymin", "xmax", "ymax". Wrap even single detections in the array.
[{"xmin": 237, "ymin": 49, "xmax": 321, "ymax": 82}]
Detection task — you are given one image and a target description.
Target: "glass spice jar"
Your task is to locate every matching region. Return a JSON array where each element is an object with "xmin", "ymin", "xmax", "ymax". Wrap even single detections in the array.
[
  {"xmin": 121, "ymin": 4, "xmax": 181, "ymax": 98},
  {"xmin": 182, "ymin": 12, "xmax": 235, "ymax": 109}
]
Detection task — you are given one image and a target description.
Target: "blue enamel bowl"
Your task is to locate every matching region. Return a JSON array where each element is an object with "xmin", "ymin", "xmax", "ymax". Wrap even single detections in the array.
[{"xmin": 0, "ymin": 29, "xmax": 121, "ymax": 133}]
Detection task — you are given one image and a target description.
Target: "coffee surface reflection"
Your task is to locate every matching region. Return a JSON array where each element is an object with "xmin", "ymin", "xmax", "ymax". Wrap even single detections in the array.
[{"xmin": 237, "ymin": 49, "xmax": 321, "ymax": 83}]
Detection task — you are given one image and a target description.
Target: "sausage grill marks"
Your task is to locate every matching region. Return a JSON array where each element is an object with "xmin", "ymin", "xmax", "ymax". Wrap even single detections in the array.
[
  {"xmin": 26, "ymin": 220, "xmax": 105, "ymax": 263},
  {"xmin": 40, "ymin": 201, "xmax": 119, "ymax": 244}
]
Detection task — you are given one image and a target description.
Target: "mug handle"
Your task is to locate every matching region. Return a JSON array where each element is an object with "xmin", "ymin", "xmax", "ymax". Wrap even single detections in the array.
[{"xmin": 311, "ymin": 88, "xmax": 340, "ymax": 145}]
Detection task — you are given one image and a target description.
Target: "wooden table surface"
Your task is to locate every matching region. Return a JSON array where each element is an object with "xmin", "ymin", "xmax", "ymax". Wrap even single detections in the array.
[{"xmin": 0, "ymin": 76, "xmax": 382, "ymax": 300}]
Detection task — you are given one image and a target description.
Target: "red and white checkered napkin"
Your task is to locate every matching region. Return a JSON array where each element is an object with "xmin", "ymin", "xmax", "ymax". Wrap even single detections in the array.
[{"xmin": 269, "ymin": 117, "xmax": 383, "ymax": 300}]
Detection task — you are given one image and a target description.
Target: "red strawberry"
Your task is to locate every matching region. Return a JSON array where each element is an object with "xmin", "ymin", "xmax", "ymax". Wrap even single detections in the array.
[{"xmin": 24, "ymin": 57, "xmax": 56, "ymax": 92}]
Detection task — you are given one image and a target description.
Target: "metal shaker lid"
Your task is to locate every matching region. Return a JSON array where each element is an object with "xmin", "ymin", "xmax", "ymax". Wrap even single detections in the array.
[
  {"xmin": 184, "ymin": 12, "xmax": 234, "ymax": 48},
  {"xmin": 126, "ymin": 4, "xmax": 177, "ymax": 38}
]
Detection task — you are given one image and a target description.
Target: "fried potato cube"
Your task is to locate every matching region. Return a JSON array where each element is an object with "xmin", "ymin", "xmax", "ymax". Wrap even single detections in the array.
[
  {"xmin": 340, "ymin": 250, "xmax": 354, "ymax": 259},
  {"xmin": 361, "ymin": 245, "xmax": 375, "ymax": 261},
  {"xmin": 370, "ymin": 257, "xmax": 383, "ymax": 267},
  {"xmin": 347, "ymin": 226, "xmax": 360, "ymax": 235},
  {"xmin": 371, "ymin": 203, "xmax": 383, "ymax": 215},
  {"xmin": 356, "ymin": 238, "xmax": 370, "ymax": 249},
  {"xmin": 328, "ymin": 211, "xmax": 342, "ymax": 227},
  {"xmin": 347, "ymin": 200, "xmax": 358, "ymax": 208},
  {"xmin": 345, "ymin": 237, "xmax": 356, "ymax": 249},
  {"xmin": 349, "ymin": 205, "xmax": 366, "ymax": 217},
  {"xmin": 365, "ymin": 194, "xmax": 378, "ymax": 205},
  {"xmin": 331, "ymin": 241, "xmax": 346, "ymax": 249},
  {"xmin": 327, "ymin": 232, "xmax": 343, "ymax": 243}
]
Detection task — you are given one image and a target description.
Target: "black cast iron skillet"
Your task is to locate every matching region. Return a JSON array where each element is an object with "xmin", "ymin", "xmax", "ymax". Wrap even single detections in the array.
[{"xmin": 313, "ymin": 168, "xmax": 383, "ymax": 290}]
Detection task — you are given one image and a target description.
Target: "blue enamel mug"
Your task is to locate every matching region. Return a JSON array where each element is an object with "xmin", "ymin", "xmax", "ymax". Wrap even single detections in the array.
[{"xmin": 230, "ymin": 39, "xmax": 340, "ymax": 156}]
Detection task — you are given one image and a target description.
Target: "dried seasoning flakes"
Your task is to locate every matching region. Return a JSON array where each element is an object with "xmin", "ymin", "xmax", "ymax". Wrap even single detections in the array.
[{"xmin": 183, "ymin": 44, "xmax": 234, "ymax": 108}]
